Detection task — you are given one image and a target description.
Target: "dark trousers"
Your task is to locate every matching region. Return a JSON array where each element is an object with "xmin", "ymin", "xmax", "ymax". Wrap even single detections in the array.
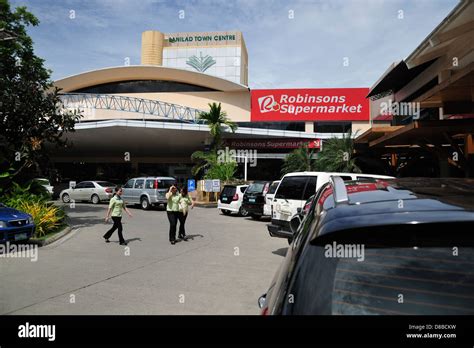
[
  {"xmin": 167, "ymin": 211, "xmax": 180, "ymax": 241},
  {"xmin": 103, "ymin": 216, "xmax": 125, "ymax": 243},
  {"xmin": 178, "ymin": 212, "xmax": 188, "ymax": 237}
]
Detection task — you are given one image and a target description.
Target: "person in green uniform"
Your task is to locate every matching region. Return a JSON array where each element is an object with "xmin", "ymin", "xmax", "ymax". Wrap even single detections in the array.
[
  {"xmin": 103, "ymin": 186, "xmax": 133, "ymax": 245},
  {"xmin": 166, "ymin": 185, "xmax": 181, "ymax": 245},
  {"xmin": 178, "ymin": 186, "xmax": 195, "ymax": 241}
]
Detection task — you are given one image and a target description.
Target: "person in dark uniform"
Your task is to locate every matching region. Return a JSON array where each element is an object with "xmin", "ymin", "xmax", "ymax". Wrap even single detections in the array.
[{"xmin": 103, "ymin": 186, "xmax": 132, "ymax": 245}]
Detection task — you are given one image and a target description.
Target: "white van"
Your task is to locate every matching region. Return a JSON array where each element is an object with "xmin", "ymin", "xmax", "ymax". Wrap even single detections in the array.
[
  {"xmin": 263, "ymin": 180, "xmax": 280, "ymax": 217},
  {"xmin": 267, "ymin": 172, "xmax": 394, "ymax": 241}
]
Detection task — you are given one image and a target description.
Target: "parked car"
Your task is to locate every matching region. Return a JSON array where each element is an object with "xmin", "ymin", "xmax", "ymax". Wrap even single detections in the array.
[
  {"xmin": 268, "ymin": 172, "xmax": 393, "ymax": 243},
  {"xmin": 33, "ymin": 178, "xmax": 54, "ymax": 197},
  {"xmin": 263, "ymin": 180, "xmax": 280, "ymax": 217},
  {"xmin": 0, "ymin": 203, "xmax": 35, "ymax": 243},
  {"xmin": 241, "ymin": 181, "xmax": 272, "ymax": 220},
  {"xmin": 259, "ymin": 177, "xmax": 474, "ymax": 315},
  {"xmin": 218, "ymin": 184, "xmax": 249, "ymax": 216},
  {"xmin": 60, "ymin": 181, "xmax": 116, "ymax": 204},
  {"xmin": 122, "ymin": 176, "xmax": 177, "ymax": 210}
]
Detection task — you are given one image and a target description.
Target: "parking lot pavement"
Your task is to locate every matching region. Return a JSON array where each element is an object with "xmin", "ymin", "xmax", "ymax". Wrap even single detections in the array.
[{"xmin": 0, "ymin": 203, "xmax": 287, "ymax": 315}]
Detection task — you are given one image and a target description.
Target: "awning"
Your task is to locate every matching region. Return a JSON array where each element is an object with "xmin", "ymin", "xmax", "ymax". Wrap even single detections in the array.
[{"xmin": 355, "ymin": 119, "xmax": 474, "ymax": 148}]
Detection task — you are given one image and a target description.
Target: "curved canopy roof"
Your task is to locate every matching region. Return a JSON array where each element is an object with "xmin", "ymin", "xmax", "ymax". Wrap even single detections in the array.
[{"xmin": 54, "ymin": 65, "xmax": 249, "ymax": 93}]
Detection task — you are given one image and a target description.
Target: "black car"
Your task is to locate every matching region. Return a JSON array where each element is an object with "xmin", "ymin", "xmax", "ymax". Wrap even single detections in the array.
[
  {"xmin": 241, "ymin": 181, "xmax": 271, "ymax": 220},
  {"xmin": 259, "ymin": 177, "xmax": 474, "ymax": 315}
]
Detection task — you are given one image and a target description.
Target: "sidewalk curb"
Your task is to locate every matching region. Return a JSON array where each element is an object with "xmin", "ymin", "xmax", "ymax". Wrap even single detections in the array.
[
  {"xmin": 195, "ymin": 203, "xmax": 218, "ymax": 208},
  {"xmin": 29, "ymin": 226, "xmax": 73, "ymax": 247}
]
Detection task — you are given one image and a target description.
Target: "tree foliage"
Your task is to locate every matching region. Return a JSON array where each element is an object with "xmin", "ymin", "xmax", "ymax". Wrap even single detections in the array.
[
  {"xmin": 281, "ymin": 144, "xmax": 317, "ymax": 175},
  {"xmin": 316, "ymin": 131, "xmax": 361, "ymax": 173},
  {"xmin": 0, "ymin": 0, "xmax": 80, "ymax": 189}
]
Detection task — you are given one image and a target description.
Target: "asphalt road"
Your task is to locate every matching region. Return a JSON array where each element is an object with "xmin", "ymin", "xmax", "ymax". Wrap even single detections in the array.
[{"xmin": 0, "ymin": 203, "xmax": 287, "ymax": 315}]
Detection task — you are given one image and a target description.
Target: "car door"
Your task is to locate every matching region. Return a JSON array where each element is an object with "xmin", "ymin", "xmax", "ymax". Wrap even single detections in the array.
[
  {"xmin": 70, "ymin": 182, "xmax": 86, "ymax": 201},
  {"xmin": 122, "ymin": 179, "xmax": 135, "ymax": 202},
  {"xmin": 82, "ymin": 181, "xmax": 96, "ymax": 201}
]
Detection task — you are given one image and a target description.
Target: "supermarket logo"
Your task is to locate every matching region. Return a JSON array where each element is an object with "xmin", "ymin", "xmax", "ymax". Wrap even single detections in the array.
[{"xmin": 258, "ymin": 95, "xmax": 280, "ymax": 113}]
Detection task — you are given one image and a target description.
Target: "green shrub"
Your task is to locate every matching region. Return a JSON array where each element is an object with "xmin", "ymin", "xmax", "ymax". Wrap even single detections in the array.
[{"xmin": 16, "ymin": 201, "xmax": 65, "ymax": 238}]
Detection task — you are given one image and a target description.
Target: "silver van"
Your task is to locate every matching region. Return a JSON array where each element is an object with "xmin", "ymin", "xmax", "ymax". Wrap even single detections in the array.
[{"xmin": 122, "ymin": 177, "xmax": 177, "ymax": 210}]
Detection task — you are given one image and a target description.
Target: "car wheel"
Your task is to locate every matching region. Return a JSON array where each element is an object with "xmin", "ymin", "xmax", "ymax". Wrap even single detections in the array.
[
  {"xmin": 91, "ymin": 194, "xmax": 100, "ymax": 204},
  {"xmin": 62, "ymin": 193, "xmax": 70, "ymax": 203},
  {"xmin": 250, "ymin": 214, "xmax": 261, "ymax": 220},
  {"xmin": 141, "ymin": 197, "xmax": 150, "ymax": 210},
  {"xmin": 239, "ymin": 206, "xmax": 249, "ymax": 217},
  {"xmin": 221, "ymin": 209, "xmax": 231, "ymax": 215}
]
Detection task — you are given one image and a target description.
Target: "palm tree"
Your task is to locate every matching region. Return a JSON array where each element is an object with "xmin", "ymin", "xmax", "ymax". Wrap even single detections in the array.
[
  {"xmin": 282, "ymin": 144, "xmax": 317, "ymax": 175},
  {"xmin": 197, "ymin": 102, "xmax": 237, "ymax": 150},
  {"xmin": 316, "ymin": 131, "xmax": 361, "ymax": 173}
]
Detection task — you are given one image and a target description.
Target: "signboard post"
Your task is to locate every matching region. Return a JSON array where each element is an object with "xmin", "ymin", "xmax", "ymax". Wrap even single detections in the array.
[
  {"xmin": 187, "ymin": 179, "xmax": 196, "ymax": 192},
  {"xmin": 204, "ymin": 180, "xmax": 213, "ymax": 192},
  {"xmin": 212, "ymin": 179, "xmax": 221, "ymax": 192}
]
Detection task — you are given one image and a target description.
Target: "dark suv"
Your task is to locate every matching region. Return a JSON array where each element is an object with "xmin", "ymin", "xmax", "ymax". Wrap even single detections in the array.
[
  {"xmin": 259, "ymin": 177, "xmax": 474, "ymax": 315},
  {"xmin": 241, "ymin": 181, "xmax": 271, "ymax": 220}
]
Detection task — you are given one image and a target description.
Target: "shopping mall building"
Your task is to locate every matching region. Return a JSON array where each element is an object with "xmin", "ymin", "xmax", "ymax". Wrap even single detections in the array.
[{"xmin": 52, "ymin": 29, "xmax": 380, "ymax": 183}]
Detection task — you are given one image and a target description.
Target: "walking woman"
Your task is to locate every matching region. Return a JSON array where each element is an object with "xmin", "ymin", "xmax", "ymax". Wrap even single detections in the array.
[
  {"xmin": 103, "ymin": 186, "xmax": 133, "ymax": 245},
  {"xmin": 178, "ymin": 186, "xmax": 195, "ymax": 241},
  {"xmin": 166, "ymin": 185, "xmax": 181, "ymax": 245}
]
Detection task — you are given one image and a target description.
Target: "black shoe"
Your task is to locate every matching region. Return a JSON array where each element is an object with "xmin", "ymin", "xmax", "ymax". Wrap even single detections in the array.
[
  {"xmin": 170, "ymin": 240, "xmax": 176, "ymax": 245},
  {"xmin": 180, "ymin": 235, "xmax": 188, "ymax": 241},
  {"xmin": 120, "ymin": 241, "xmax": 128, "ymax": 246},
  {"xmin": 103, "ymin": 236, "xmax": 110, "ymax": 243}
]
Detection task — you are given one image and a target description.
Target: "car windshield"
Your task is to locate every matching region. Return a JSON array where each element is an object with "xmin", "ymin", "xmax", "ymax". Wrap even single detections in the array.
[
  {"xmin": 96, "ymin": 181, "xmax": 115, "ymax": 187},
  {"xmin": 246, "ymin": 183, "xmax": 265, "ymax": 193}
]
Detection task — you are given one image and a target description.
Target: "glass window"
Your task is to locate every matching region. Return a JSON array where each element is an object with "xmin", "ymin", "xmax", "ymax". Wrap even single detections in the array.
[
  {"xmin": 74, "ymin": 182, "xmax": 86, "ymax": 189},
  {"xmin": 123, "ymin": 179, "xmax": 134, "ymax": 189},
  {"xmin": 157, "ymin": 179, "xmax": 176, "ymax": 189},
  {"xmin": 145, "ymin": 179, "xmax": 155, "ymax": 189},
  {"xmin": 275, "ymin": 176, "xmax": 308, "ymax": 200},
  {"xmin": 96, "ymin": 181, "xmax": 115, "ymax": 187},
  {"xmin": 268, "ymin": 182, "xmax": 280, "ymax": 195},
  {"xmin": 221, "ymin": 186, "xmax": 236, "ymax": 196},
  {"xmin": 83, "ymin": 182, "xmax": 95, "ymax": 188},
  {"xmin": 284, "ymin": 223, "xmax": 474, "ymax": 315},
  {"xmin": 302, "ymin": 177, "xmax": 318, "ymax": 200},
  {"xmin": 134, "ymin": 179, "xmax": 144, "ymax": 189},
  {"xmin": 240, "ymin": 186, "xmax": 248, "ymax": 193},
  {"xmin": 167, "ymin": 49, "xmax": 177, "ymax": 59},
  {"xmin": 314, "ymin": 122, "xmax": 352, "ymax": 133},
  {"xmin": 246, "ymin": 183, "xmax": 265, "ymax": 193}
]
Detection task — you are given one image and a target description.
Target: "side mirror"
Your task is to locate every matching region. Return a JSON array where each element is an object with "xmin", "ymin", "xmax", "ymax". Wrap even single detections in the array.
[{"xmin": 258, "ymin": 294, "xmax": 267, "ymax": 309}]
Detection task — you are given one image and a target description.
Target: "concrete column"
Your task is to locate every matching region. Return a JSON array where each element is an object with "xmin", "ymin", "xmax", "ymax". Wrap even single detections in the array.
[{"xmin": 141, "ymin": 30, "xmax": 164, "ymax": 65}]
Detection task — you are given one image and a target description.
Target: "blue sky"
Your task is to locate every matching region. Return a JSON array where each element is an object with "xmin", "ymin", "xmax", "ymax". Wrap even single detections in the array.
[{"xmin": 11, "ymin": 0, "xmax": 459, "ymax": 88}]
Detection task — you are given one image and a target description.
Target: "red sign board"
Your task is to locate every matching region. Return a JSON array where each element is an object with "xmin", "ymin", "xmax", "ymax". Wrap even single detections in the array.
[
  {"xmin": 224, "ymin": 138, "xmax": 321, "ymax": 150},
  {"xmin": 251, "ymin": 88, "xmax": 370, "ymax": 122}
]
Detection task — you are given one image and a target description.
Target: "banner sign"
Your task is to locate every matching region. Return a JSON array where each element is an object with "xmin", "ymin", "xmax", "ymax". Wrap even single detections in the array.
[
  {"xmin": 251, "ymin": 88, "xmax": 369, "ymax": 122},
  {"xmin": 224, "ymin": 138, "xmax": 321, "ymax": 150}
]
